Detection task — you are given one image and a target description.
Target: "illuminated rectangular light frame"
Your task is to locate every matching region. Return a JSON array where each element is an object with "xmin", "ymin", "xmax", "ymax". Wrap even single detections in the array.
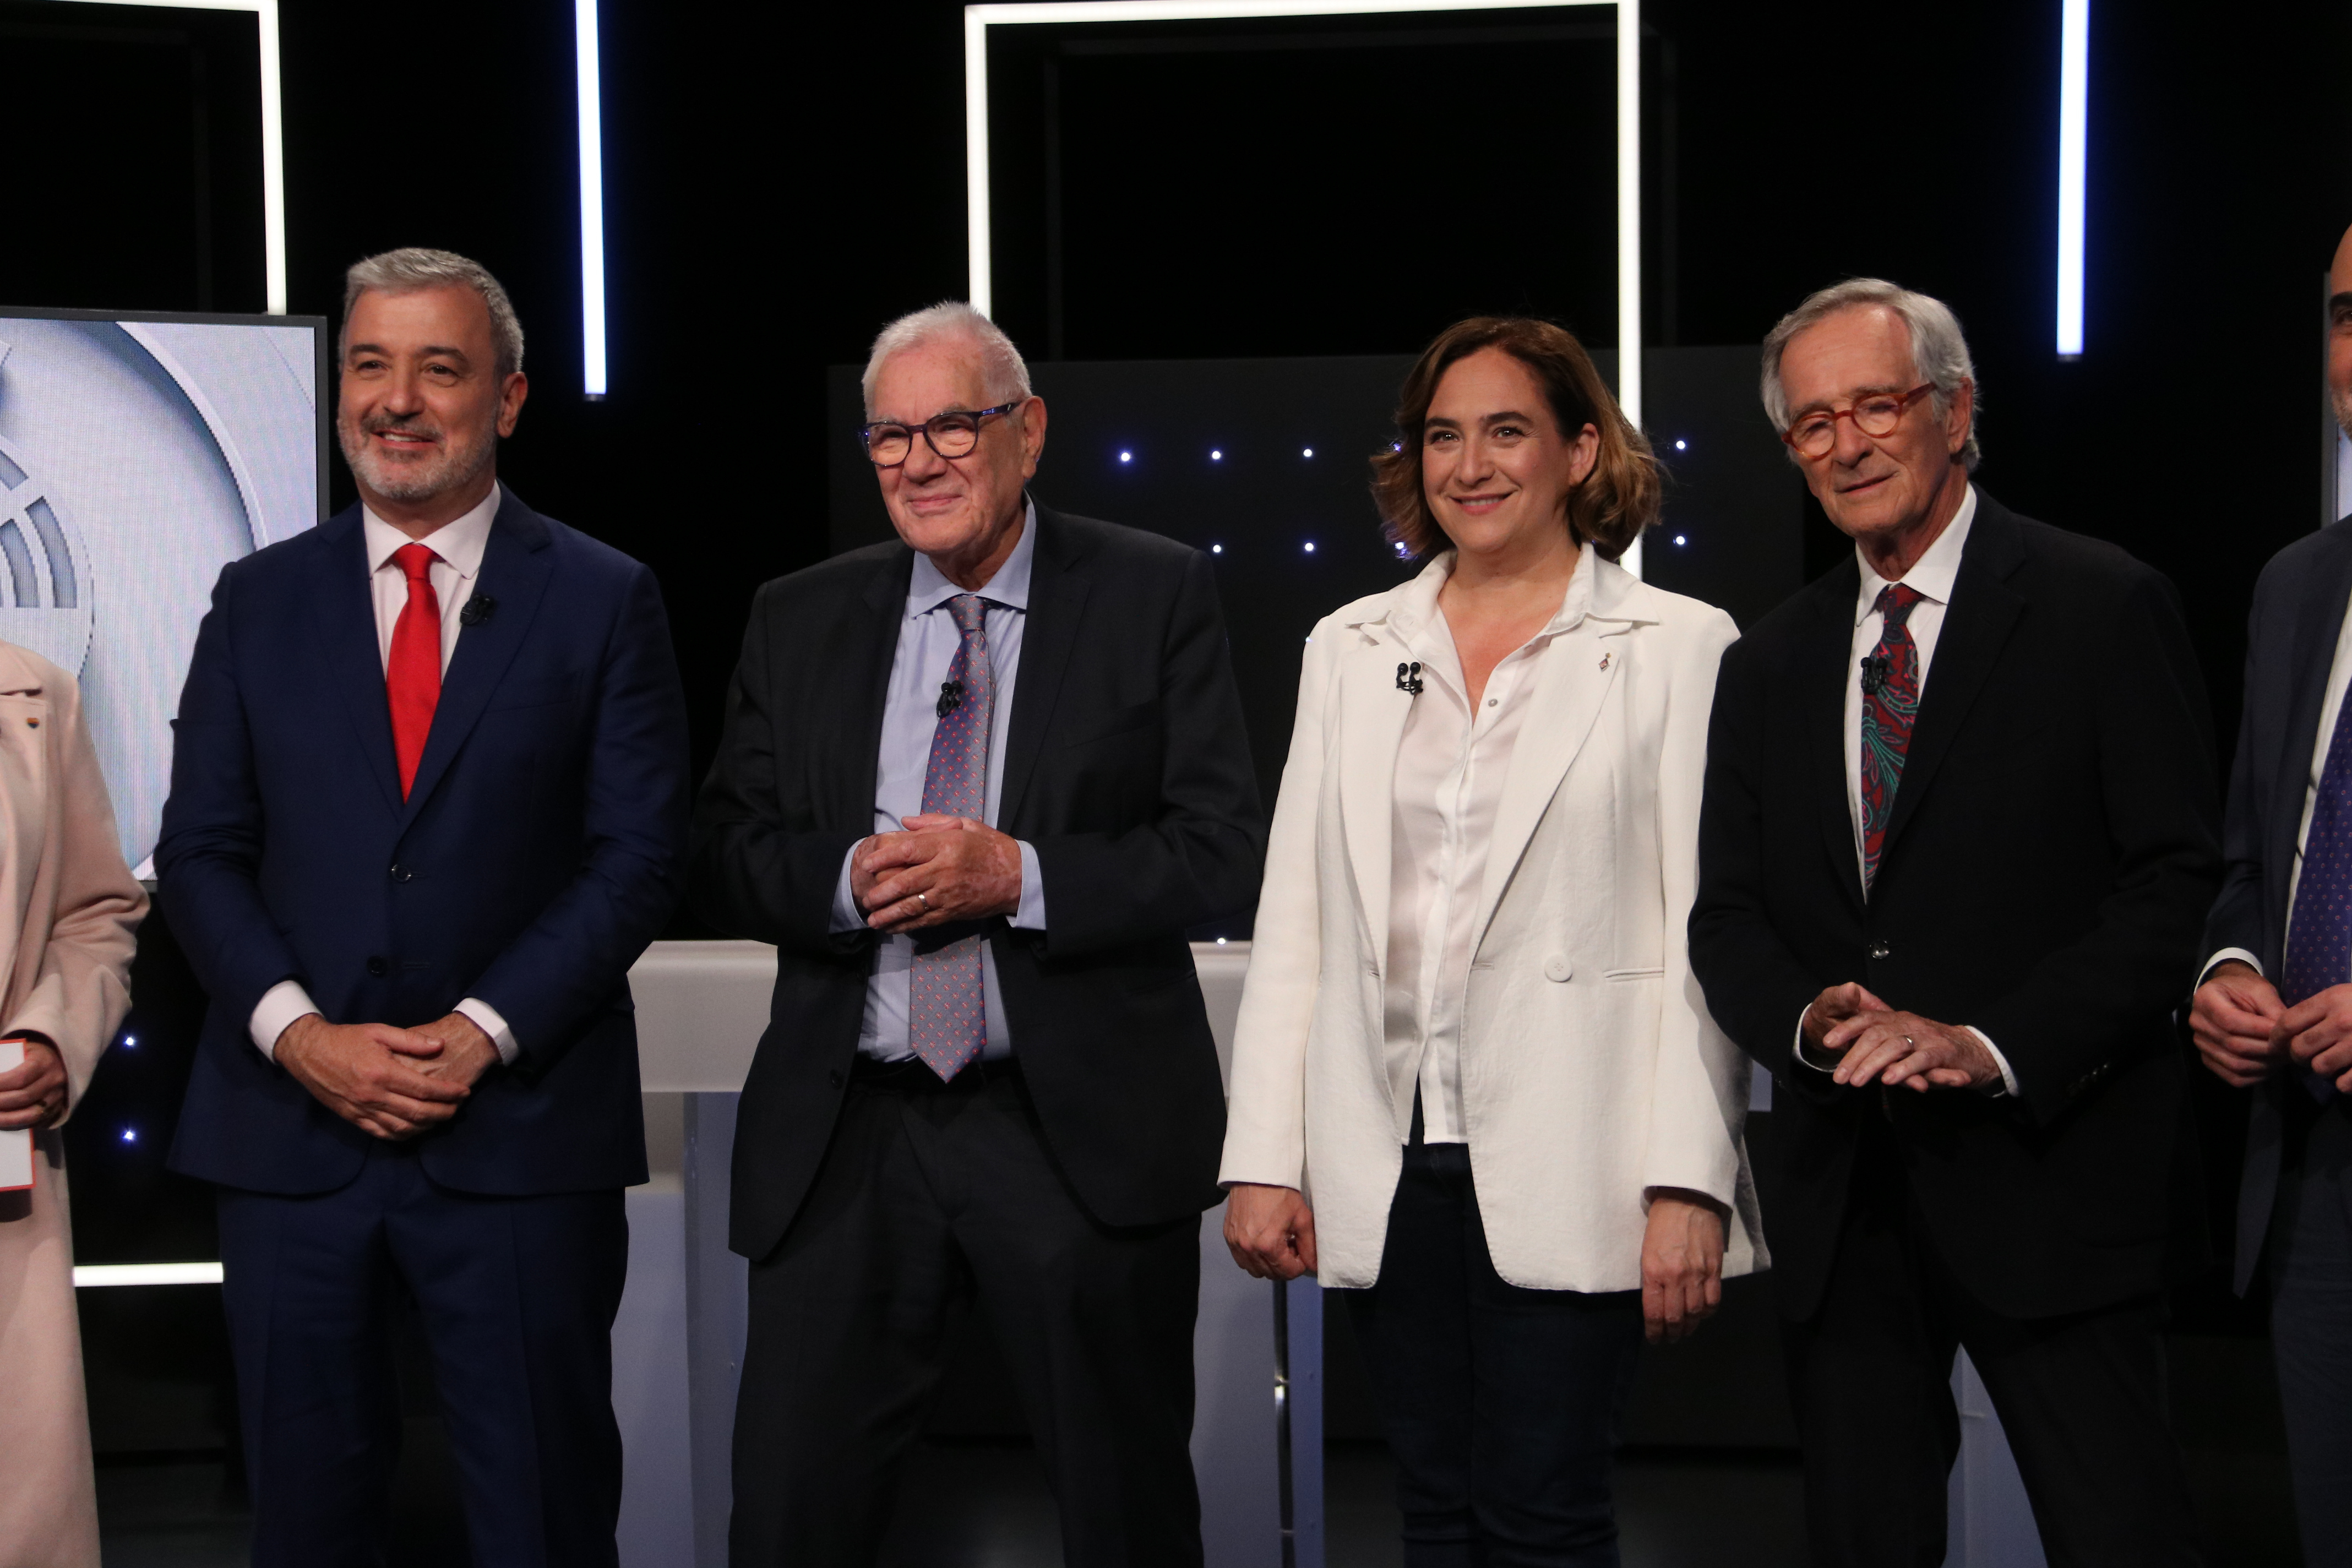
[
  {"xmin": 74, "ymin": 1261, "xmax": 225, "ymax": 1288},
  {"xmin": 577, "ymin": 0, "xmax": 608, "ymax": 397},
  {"xmin": 47, "ymin": 0, "xmax": 288, "ymax": 314},
  {"xmin": 962, "ymin": 0, "xmax": 1642, "ymax": 430},
  {"xmin": 2055, "ymin": 0, "xmax": 2088, "ymax": 358}
]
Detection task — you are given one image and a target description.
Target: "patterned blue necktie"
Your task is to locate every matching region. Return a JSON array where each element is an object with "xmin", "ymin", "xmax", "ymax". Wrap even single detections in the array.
[
  {"xmin": 2282, "ymin": 699, "xmax": 2352, "ymax": 1103},
  {"xmin": 907, "ymin": 594, "xmax": 993, "ymax": 1081}
]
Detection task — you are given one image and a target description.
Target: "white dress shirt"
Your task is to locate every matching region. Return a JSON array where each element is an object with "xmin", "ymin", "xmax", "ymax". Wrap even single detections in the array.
[
  {"xmin": 1795, "ymin": 486, "xmax": 2019, "ymax": 1096},
  {"xmin": 829, "ymin": 503, "xmax": 1047, "ymax": 1061},
  {"xmin": 2202, "ymin": 581, "xmax": 2352, "ymax": 986},
  {"xmin": 1383, "ymin": 554, "xmax": 1588, "ymax": 1144},
  {"xmin": 247, "ymin": 484, "xmax": 519, "ymax": 1065}
]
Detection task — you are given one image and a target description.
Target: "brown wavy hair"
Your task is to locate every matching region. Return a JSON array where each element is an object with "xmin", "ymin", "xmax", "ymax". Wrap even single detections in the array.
[{"xmin": 1371, "ymin": 317, "xmax": 1660, "ymax": 561}]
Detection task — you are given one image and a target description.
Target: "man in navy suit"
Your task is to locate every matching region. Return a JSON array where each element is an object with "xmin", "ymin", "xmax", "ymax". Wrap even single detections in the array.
[
  {"xmin": 158, "ymin": 248, "xmax": 689, "ymax": 1567},
  {"xmin": 2192, "ymin": 221, "xmax": 2352, "ymax": 1568}
]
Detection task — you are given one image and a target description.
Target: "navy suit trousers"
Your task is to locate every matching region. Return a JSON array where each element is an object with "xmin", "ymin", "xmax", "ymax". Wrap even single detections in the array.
[
  {"xmin": 2273, "ymin": 1102, "xmax": 2352, "ymax": 1568},
  {"xmin": 215, "ymin": 1143, "xmax": 628, "ymax": 1568}
]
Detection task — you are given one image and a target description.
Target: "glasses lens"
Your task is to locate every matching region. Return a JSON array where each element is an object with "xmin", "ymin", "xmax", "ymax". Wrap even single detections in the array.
[
  {"xmin": 866, "ymin": 425, "xmax": 912, "ymax": 466},
  {"xmin": 928, "ymin": 414, "xmax": 982, "ymax": 458},
  {"xmin": 1852, "ymin": 396, "xmax": 1907, "ymax": 437},
  {"xmin": 1790, "ymin": 416, "xmax": 1836, "ymax": 455}
]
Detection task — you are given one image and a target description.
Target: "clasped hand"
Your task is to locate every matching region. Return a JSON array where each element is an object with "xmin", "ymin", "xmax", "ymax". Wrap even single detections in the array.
[
  {"xmin": 0, "ymin": 1036, "xmax": 67, "ymax": 1131},
  {"xmin": 853, "ymin": 814, "xmax": 1023, "ymax": 933},
  {"xmin": 276, "ymin": 1011, "xmax": 499, "ymax": 1141},
  {"xmin": 2191, "ymin": 962, "xmax": 2352, "ymax": 1092},
  {"xmin": 1804, "ymin": 982, "xmax": 2000, "ymax": 1092}
]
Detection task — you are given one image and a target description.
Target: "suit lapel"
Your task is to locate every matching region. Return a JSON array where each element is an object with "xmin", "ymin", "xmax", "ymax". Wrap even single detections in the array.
[
  {"xmin": 2268, "ymin": 530, "xmax": 2352, "ymax": 942},
  {"xmin": 1875, "ymin": 500, "xmax": 2027, "ymax": 867},
  {"xmin": 1464, "ymin": 620, "xmax": 1625, "ymax": 955},
  {"xmin": 306, "ymin": 509, "xmax": 403, "ymax": 816},
  {"xmin": 1336, "ymin": 631, "xmax": 1412, "ymax": 971},
  {"xmin": 999, "ymin": 509, "xmax": 1091, "ymax": 832},
  {"xmin": 837, "ymin": 548, "xmax": 913, "ymax": 832},
  {"xmin": 1804, "ymin": 565, "xmax": 1866, "ymax": 909},
  {"xmin": 396, "ymin": 493, "xmax": 553, "ymax": 829}
]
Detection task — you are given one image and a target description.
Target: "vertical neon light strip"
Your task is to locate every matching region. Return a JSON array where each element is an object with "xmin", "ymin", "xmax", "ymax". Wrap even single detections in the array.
[
  {"xmin": 576, "ymin": 0, "xmax": 608, "ymax": 397},
  {"xmin": 2055, "ymin": 0, "xmax": 2088, "ymax": 358},
  {"xmin": 256, "ymin": 0, "xmax": 285, "ymax": 312},
  {"xmin": 966, "ymin": 7, "xmax": 995, "ymax": 317}
]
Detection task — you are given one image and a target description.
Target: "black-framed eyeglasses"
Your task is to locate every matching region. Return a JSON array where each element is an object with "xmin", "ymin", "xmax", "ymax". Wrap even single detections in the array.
[
  {"xmin": 859, "ymin": 400, "xmax": 1027, "ymax": 468},
  {"xmin": 1781, "ymin": 383, "xmax": 1936, "ymax": 458}
]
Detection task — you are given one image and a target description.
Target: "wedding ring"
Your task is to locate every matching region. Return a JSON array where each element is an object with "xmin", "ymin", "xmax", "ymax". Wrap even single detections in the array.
[
  {"xmin": 1903, "ymin": 1035, "xmax": 1915, "ymax": 1047},
  {"xmin": 916, "ymin": 892, "xmax": 930, "ymax": 910}
]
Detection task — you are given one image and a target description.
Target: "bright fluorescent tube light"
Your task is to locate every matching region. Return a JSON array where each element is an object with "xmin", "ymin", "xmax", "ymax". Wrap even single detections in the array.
[
  {"xmin": 577, "ymin": 0, "xmax": 608, "ymax": 398},
  {"xmin": 74, "ymin": 1261, "xmax": 226, "ymax": 1288},
  {"xmin": 42, "ymin": 0, "xmax": 287, "ymax": 313},
  {"xmin": 2055, "ymin": 0, "xmax": 2088, "ymax": 358}
]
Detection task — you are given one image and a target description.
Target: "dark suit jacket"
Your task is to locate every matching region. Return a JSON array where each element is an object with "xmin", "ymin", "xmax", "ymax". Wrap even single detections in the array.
[
  {"xmin": 2201, "ymin": 516, "xmax": 2352, "ymax": 1292},
  {"xmin": 160, "ymin": 491, "xmax": 691, "ymax": 1197},
  {"xmin": 1690, "ymin": 492, "xmax": 2221, "ymax": 1321},
  {"xmin": 691, "ymin": 504, "xmax": 1265, "ymax": 1260}
]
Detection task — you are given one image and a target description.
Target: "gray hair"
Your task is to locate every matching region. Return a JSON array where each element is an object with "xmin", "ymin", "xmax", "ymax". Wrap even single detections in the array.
[
  {"xmin": 1761, "ymin": 277, "xmax": 1980, "ymax": 471},
  {"xmin": 341, "ymin": 247, "xmax": 526, "ymax": 380},
  {"xmin": 861, "ymin": 302, "xmax": 1032, "ymax": 416}
]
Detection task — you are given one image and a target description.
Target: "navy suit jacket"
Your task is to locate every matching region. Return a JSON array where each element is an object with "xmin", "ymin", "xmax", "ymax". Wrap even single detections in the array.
[
  {"xmin": 160, "ymin": 491, "xmax": 690, "ymax": 1196},
  {"xmin": 2203, "ymin": 516, "xmax": 2352, "ymax": 1291}
]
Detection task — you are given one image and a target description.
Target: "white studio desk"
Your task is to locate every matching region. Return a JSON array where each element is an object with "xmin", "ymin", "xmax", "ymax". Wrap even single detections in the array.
[
  {"xmin": 611, "ymin": 939, "xmax": 1317, "ymax": 1568},
  {"xmin": 608, "ymin": 939, "xmax": 2040, "ymax": 1568}
]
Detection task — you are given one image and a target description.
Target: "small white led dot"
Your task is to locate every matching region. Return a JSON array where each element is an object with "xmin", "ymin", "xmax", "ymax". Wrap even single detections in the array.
[
  {"xmin": 1211, "ymin": 544, "xmax": 1223, "ymax": 554},
  {"xmin": 1215, "ymin": 937, "xmax": 1228, "ymax": 945},
  {"xmin": 1302, "ymin": 448, "xmax": 1314, "ymax": 459},
  {"xmin": 1304, "ymin": 542, "xmax": 1316, "ymax": 553},
  {"xmin": 1119, "ymin": 451, "xmax": 1132, "ymax": 463},
  {"xmin": 1675, "ymin": 439, "xmax": 1687, "ymax": 451},
  {"xmin": 1211, "ymin": 449, "xmax": 1222, "ymax": 460},
  {"xmin": 121, "ymin": 1128, "xmax": 137, "ymax": 1143},
  {"xmin": 1675, "ymin": 535, "xmax": 1687, "ymax": 546}
]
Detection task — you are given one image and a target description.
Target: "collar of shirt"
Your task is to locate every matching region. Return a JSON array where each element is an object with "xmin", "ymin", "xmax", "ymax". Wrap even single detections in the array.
[
  {"xmin": 905, "ymin": 497, "xmax": 1037, "ymax": 618},
  {"xmin": 361, "ymin": 482, "xmax": 500, "ymax": 581},
  {"xmin": 1853, "ymin": 483, "xmax": 1975, "ymax": 626},
  {"xmin": 1385, "ymin": 540, "xmax": 1598, "ymax": 664}
]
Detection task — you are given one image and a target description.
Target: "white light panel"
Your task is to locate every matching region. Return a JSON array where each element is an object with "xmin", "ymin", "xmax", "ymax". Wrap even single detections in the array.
[
  {"xmin": 577, "ymin": 0, "xmax": 608, "ymax": 397},
  {"xmin": 48, "ymin": 0, "xmax": 288, "ymax": 314},
  {"xmin": 963, "ymin": 0, "xmax": 1641, "ymax": 429},
  {"xmin": 2056, "ymin": 0, "xmax": 2089, "ymax": 358},
  {"xmin": 74, "ymin": 1261, "xmax": 226, "ymax": 1288}
]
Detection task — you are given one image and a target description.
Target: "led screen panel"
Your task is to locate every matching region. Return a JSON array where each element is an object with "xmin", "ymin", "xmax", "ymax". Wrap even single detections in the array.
[{"xmin": 0, "ymin": 307, "xmax": 326, "ymax": 870}]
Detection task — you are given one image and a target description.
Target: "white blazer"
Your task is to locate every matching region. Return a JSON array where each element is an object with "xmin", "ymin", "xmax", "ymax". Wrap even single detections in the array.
[{"xmin": 1218, "ymin": 546, "xmax": 1766, "ymax": 1293}]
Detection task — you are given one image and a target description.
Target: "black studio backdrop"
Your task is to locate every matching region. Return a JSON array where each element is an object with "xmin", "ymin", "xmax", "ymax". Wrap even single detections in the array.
[{"xmin": 1, "ymin": 0, "xmax": 2348, "ymax": 1471}]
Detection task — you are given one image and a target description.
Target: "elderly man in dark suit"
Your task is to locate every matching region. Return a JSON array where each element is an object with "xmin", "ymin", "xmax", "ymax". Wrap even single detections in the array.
[
  {"xmin": 693, "ymin": 302, "xmax": 1264, "ymax": 1564},
  {"xmin": 2192, "ymin": 221, "xmax": 2352, "ymax": 1568},
  {"xmin": 1690, "ymin": 278, "xmax": 2219, "ymax": 1565},
  {"xmin": 160, "ymin": 248, "xmax": 689, "ymax": 1566}
]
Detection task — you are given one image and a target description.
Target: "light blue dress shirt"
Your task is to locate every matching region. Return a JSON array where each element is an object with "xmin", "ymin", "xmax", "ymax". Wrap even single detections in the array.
[{"xmin": 830, "ymin": 501, "xmax": 1047, "ymax": 1061}]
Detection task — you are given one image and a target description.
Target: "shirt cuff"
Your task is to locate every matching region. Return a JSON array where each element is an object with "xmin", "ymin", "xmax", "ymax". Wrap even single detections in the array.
[
  {"xmin": 831, "ymin": 839, "xmax": 867, "ymax": 934},
  {"xmin": 455, "ymin": 998, "xmax": 519, "ymax": 1066},
  {"xmin": 1966, "ymin": 1027, "xmax": 2019, "ymax": 1098},
  {"xmin": 1012, "ymin": 840, "xmax": 1046, "ymax": 931},
  {"xmin": 249, "ymin": 979, "xmax": 320, "ymax": 1061},
  {"xmin": 2200, "ymin": 948, "xmax": 2264, "ymax": 990},
  {"xmin": 1793, "ymin": 1005, "xmax": 1837, "ymax": 1074}
]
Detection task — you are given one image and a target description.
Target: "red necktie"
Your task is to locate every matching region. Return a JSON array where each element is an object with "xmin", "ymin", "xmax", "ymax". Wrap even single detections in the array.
[{"xmin": 386, "ymin": 542, "xmax": 442, "ymax": 798}]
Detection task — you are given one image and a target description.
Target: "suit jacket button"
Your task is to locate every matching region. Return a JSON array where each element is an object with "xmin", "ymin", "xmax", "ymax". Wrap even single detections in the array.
[
  {"xmin": 1869, "ymin": 940, "xmax": 1891, "ymax": 961},
  {"xmin": 827, "ymin": 1069, "xmax": 843, "ymax": 1087},
  {"xmin": 390, "ymin": 864, "xmax": 413, "ymax": 883},
  {"xmin": 1543, "ymin": 955, "xmax": 1572, "ymax": 982},
  {"xmin": 366, "ymin": 956, "xmax": 388, "ymax": 977}
]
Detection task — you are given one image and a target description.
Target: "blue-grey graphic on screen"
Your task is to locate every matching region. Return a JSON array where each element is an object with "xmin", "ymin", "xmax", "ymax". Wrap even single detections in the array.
[{"xmin": 0, "ymin": 317, "xmax": 319, "ymax": 869}]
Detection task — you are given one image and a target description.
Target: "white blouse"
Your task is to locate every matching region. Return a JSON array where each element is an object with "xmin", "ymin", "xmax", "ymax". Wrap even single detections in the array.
[{"xmin": 1384, "ymin": 553, "xmax": 1593, "ymax": 1144}]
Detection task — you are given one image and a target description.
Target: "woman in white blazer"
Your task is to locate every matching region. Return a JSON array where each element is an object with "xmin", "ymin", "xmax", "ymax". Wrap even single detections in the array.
[{"xmin": 1220, "ymin": 318, "xmax": 1764, "ymax": 1565}]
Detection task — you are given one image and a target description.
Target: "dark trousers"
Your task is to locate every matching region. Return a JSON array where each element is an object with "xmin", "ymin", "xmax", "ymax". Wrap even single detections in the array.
[
  {"xmin": 2272, "ymin": 1098, "xmax": 2352, "ymax": 1568},
  {"xmin": 1782, "ymin": 1132, "xmax": 2201, "ymax": 1568},
  {"xmin": 1341, "ymin": 1138, "xmax": 1643, "ymax": 1568},
  {"xmin": 728, "ymin": 1059, "xmax": 1204, "ymax": 1567},
  {"xmin": 214, "ymin": 1141, "xmax": 629, "ymax": 1568}
]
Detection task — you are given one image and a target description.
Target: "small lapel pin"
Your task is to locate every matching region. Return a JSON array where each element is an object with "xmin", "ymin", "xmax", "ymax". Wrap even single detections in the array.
[
  {"xmin": 1396, "ymin": 661, "xmax": 1424, "ymax": 695},
  {"xmin": 1598, "ymin": 652, "xmax": 1611, "ymax": 671},
  {"xmin": 459, "ymin": 595, "xmax": 498, "ymax": 628}
]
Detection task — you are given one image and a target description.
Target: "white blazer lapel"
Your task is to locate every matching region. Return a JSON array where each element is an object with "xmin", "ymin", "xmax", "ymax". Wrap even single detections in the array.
[
  {"xmin": 1466, "ymin": 619, "xmax": 1629, "ymax": 956},
  {"xmin": 1336, "ymin": 631, "xmax": 1414, "ymax": 974}
]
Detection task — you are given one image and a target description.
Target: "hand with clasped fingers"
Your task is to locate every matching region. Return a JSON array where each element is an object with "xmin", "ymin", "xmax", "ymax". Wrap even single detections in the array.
[
  {"xmin": 1224, "ymin": 1183, "xmax": 1318, "ymax": 1281},
  {"xmin": 1642, "ymin": 1189, "xmax": 1727, "ymax": 1344},
  {"xmin": 275, "ymin": 1010, "xmax": 499, "ymax": 1141},
  {"xmin": 1803, "ymin": 981, "xmax": 2002, "ymax": 1092},
  {"xmin": 0, "ymin": 1036, "xmax": 68, "ymax": 1130},
  {"xmin": 2273, "ymin": 977, "xmax": 2352, "ymax": 1095},
  {"xmin": 852, "ymin": 813, "xmax": 1024, "ymax": 934},
  {"xmin": 2190, "ymin": 961, "xmax": 2293, "ymax": 1088}
]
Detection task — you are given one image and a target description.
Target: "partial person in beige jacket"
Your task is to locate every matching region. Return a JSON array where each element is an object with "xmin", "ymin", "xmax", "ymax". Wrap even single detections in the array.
[
  {"xmin": 1221, "ymin": 318, "xmax": 1762, "ymax": 1567},
  {"xmin": 0, "ymin": 643, "xmax": 149, "ymax": 1568}
]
